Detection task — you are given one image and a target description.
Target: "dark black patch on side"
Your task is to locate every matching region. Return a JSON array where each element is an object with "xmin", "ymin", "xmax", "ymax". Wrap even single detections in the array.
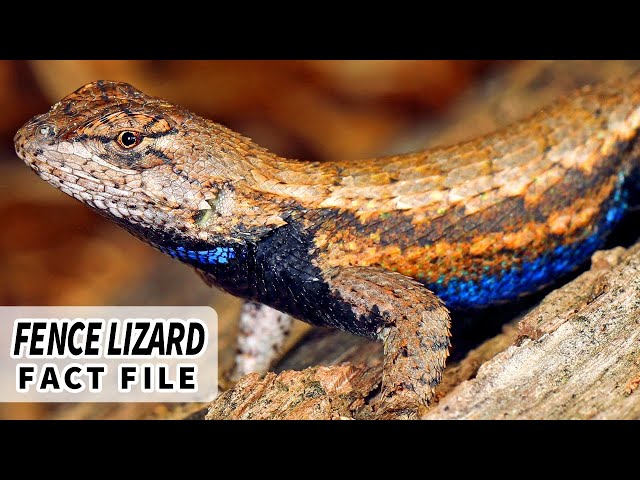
[
  {"xmin": 113, "ymin": 204, "xmax": 385, "ymax": 338},
  {"xmin": 251, "ymin": 215, "xmax": 380, "ymax": 338},
  {"xmin": 105, "ymin": 204, "xmax": 369, "ymax": 338}
]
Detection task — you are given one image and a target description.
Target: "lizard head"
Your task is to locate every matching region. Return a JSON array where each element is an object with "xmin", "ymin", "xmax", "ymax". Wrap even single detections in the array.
[{"xmin": 14, "ymin": 80, "xmax": 278, "ymax": 248}]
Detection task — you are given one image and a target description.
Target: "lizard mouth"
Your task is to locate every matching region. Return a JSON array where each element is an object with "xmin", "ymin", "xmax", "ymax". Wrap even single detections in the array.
[{"xmin": 14, "ymin": 110, "xmax": 196, "ymax": 234}]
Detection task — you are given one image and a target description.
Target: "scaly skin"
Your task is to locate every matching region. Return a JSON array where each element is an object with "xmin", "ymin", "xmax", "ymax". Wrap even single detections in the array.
[{"xmin": 14, "ymin": 76, "xmax": 640, "ymax": 414}]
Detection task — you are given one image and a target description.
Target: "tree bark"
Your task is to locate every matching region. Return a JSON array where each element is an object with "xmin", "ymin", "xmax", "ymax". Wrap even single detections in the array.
[{"xmin": 425, "ymin": 245, "xmax": 640, "ymax": 420}]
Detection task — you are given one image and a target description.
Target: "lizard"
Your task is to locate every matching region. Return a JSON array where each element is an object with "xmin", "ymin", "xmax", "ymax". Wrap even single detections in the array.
[{"xmin": 14, "ymin": 74, "xmax": 640, "ymax": 415}]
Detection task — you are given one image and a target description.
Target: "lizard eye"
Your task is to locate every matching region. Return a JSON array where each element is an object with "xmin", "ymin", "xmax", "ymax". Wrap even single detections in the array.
[{"xmin": 117, "ymin": 131, "xmax": 142, "ymax": 149}]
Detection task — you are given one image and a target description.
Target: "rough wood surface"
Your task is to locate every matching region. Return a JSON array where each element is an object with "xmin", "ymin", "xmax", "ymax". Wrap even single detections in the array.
[
  {"xmin": 207, "ymin": 365, "xmax": 382, "ymax": 420},
  {"xmin": 425, "ymin": 244, "xmax": 640, "ymax": 420}
]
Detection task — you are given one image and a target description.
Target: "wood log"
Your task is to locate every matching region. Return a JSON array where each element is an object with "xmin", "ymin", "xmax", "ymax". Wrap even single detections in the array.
[{"xmin": 425, "ymin": 245, "xmax": 640, "ymax": 419}]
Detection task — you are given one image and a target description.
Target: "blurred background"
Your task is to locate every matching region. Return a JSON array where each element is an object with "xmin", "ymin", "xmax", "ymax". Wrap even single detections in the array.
[{"xmin": 2, "ymin": 60, "xmax": 639, "ymax": 419}]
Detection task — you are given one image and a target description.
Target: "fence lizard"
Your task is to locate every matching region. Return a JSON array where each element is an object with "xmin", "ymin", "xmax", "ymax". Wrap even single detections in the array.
[{"xmin": 14, "ymin": 76, "xmax": 640, "ymax": 414}]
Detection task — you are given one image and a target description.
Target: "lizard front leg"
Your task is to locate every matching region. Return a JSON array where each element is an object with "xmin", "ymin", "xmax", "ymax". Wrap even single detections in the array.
[
  {"xmin": 322, "ymin": 266, "xmax": 451, "ymax": 414},
  {"xmin": 231, "ymin": 301, "xmax": 294, "ymax": 380}
]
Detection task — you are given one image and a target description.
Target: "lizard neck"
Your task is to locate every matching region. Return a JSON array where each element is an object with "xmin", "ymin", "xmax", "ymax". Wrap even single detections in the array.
[{"xmin": 109, "ymin": 214, "xmax": 257, "ymax": 298}]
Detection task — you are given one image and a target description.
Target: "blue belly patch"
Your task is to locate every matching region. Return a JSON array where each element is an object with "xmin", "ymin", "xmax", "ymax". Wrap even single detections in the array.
[{"xmin": 430, "ymin": 173, "xmax": 630, "ymax": 310}]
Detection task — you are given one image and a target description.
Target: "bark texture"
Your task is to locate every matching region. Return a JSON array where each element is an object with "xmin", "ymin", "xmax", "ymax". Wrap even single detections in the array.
[{"xmin": 425, "ymin": 245, "xmax": 640, "ymax": 419}]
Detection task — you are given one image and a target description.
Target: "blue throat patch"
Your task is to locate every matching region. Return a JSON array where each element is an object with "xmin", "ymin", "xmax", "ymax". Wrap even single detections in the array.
[{"xmin": 160, "ymin": 245, "xmax": 237, "ymax": 265}]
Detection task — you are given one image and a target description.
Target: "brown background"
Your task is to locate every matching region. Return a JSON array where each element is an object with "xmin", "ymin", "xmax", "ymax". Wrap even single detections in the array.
[{"xmin": 3, "ymin": 60, "xmax": 637, "ymax": 419}]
